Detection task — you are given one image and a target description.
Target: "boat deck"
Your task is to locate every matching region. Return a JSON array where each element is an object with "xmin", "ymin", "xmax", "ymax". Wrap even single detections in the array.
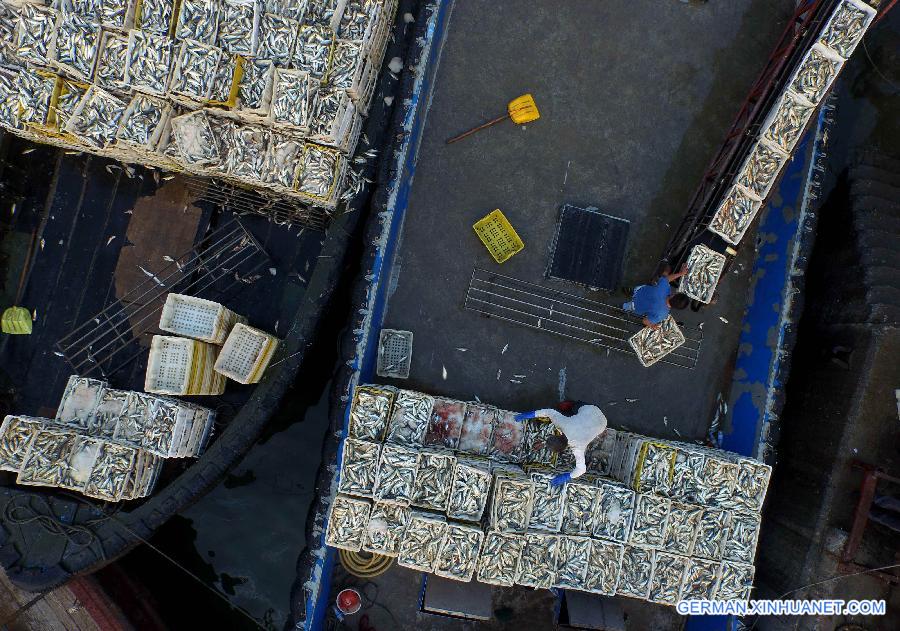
[
  {"xmin": 379, "ymin": 0, "xmax": 794, "ymax": 452},
  {"xmin": 0, "ymin": 133, "xmax": 319, "ymax": 421},
  {"xmin": 322, "ymin": 0, "xmax": 798, "ymax": 628}
]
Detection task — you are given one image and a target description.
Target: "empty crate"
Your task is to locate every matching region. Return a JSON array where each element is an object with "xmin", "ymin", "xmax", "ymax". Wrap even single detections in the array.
[
  {"xmin": 159, "ymin": 293, "xmax": 246, "ymax": 344},
  {"xmin": 145, "ymin": 335, "xmax": 226, "ymax": 396},
  {"xmin": 213, "ymin": 323, "xmax": 280, "ymax": 384}
]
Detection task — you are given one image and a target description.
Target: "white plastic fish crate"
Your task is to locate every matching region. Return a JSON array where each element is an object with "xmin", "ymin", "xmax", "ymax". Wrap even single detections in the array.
[
  {"xmin": 376, "ymin": 328, "xmax": 413, "ymax": 379},
  {"xmin": 145, "ymin": 335, "xmax": 226, "ymax": 395},
  {"xmin": 325, "ymin": 494, "xmax": 372, "ymax": 552},
  {"xmin": 158, "ymin": 293, "xmax": 246, "ymax": 344},
  {"xmin": 214, "ymin": 322, "xmax": 280, "ymax": 384},
  {"xmin": 434, "ymin": 521, "xmax": 484, "ymax": 582}
]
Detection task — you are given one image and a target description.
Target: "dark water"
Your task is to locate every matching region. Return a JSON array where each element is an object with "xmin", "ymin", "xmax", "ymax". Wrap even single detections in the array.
[{"xmin": 99, "ymin": 248, "xmax": 354, "ymax": 630}]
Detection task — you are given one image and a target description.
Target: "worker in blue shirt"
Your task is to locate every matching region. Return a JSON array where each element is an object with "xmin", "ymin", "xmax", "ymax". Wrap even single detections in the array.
[{"xmin": 623, "ymin": 264, "xmax": 690, "ymax": 328}]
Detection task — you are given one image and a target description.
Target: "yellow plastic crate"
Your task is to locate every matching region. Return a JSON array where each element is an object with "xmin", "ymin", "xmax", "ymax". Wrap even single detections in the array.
[
  {"xmin": 1, "ymin": 307, "xmax": 32, "ymax": 335},
  {"xmin": 472, "ymin": 209, "xmax": 524, "ymax": 264}
]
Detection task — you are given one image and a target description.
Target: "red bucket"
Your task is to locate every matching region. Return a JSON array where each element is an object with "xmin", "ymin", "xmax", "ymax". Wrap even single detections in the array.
[{"xmin": 336, "ymin": 588, "xmax": 362, "ymax": 615}]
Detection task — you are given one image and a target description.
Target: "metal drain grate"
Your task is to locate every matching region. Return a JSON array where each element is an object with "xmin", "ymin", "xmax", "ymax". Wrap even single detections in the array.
[
  {"xmin": 376, "ymin": 329, "xmax": 414, "ymax": 379},
  {"xmin": 546, "ymin": 204, "xmax": 630, "ymax": 291}
]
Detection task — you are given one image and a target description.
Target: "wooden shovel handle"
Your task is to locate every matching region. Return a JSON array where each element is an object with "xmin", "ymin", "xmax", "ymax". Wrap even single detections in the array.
[{"xmin": 446, "ymin": 113, "xmax": 511, "ymax": 144}]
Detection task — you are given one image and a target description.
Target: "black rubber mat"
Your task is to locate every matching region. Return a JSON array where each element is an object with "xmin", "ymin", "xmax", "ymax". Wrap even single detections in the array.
[{"xmin": 546, "ymin": 204, "xmax": 630, "ymax": 291}]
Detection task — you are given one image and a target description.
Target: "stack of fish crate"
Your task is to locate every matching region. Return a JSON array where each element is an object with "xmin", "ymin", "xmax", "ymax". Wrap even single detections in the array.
[
  {"xmin": 0, "ymin": 374, "xmax": 218, "ymax": 501},
  {"xmin": 694, "ymin": 0, "xmax": 877, "ymax": 302},
  {"xmin": 145, "ymin": 335, "xmax": 226, "ymax": 395},
  {"xmin": 0, "ymin": 0, "xmax": 399, "ymax": 210},
  {"xmin": 326, "ymin": 385, "xmax": 772, "ymax": 606},
  {"xmin": 146, "ymin": 293, "xmax": 245, "ymax": 395}
]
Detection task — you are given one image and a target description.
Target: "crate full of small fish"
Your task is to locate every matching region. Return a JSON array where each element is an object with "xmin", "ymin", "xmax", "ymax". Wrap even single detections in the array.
[
  {"xmin": 348, "ymin": 384, "xmax": 395, "ymax": 442},
  {"xmin": 397, "ymin": 511, "xmax": 447, "ymax": 572},
  {"xmin": 411, "ymin": 449, "xmax": 455, "ymax": 510},
  {"xmin": 434, "ymin": 521, "xmax": 484, "ymax": 582},
  {"xmin": 516, "ymin": 532, "xmax": 558, "ymax": 589},
  {"xmin": 0, "ymin": 0, "xmax": 401, "ymax": 214},
  {"xmin": 373, "ymin": 442, "xmax": 418, "ymax": 505},
  {"xmin": 489, "ymin": 470, "xmax": 534, "ymax": 532},
  {"xmin": 476, "ymin": 531, "xmax": 523, "ymax": 587},
  {"xmin": 325, "ymin": 494, "xmax": 371, "ymax": 552},
  {"xmin": 561, "ymin": 479, "xmax": 600, "ymax": 536},
  {"xmin": 338, "ymin": 438, "xmax": 381, "ymax": 497},
  {"xmin": 527, "ymin": 471, "xmax": 566, "ymax": 532},
  {"xmin": 446, "ymin": 456, "xmax": 492, "ymax": 522},
  {"xmin": 628, "ymin": 315, "xmax": 686, "ymax": 367},
  {"xmin": 680, "ymin": 244, "xmax": 726, "ymax": 304}
]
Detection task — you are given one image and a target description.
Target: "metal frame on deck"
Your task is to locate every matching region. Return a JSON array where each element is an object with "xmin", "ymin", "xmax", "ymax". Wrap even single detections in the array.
[
  {"xmin": 184, "ymin": 176, "xmax": 332, "ymax": 232},
  {"xmin": 56, "ymin": 218, "xmax": 270, "ymax": 379},
  {"xmin": 464, "ymin": 268, "xmax": 702, "ymax": 369},
  {"xmin": 662, "ymin": 0, "xmax": 835, "ymax": 271}
]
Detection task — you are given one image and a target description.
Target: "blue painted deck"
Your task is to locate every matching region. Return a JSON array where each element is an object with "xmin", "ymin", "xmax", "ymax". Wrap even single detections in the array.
[{"xmin": 722, "ymin": 104, "xmax": 831, "ymax": 460}]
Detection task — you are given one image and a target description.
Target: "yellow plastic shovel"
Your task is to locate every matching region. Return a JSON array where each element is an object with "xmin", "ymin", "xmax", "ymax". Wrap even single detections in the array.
[{"xmin": 447, "ymin": 94, "xmax": 540, "ymax": 144}]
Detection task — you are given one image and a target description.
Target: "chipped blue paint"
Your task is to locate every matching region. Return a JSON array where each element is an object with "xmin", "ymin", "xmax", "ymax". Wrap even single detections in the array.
[
  {"xmin": 684, "ymin": 103, "xmax": 831, "ymax": 631},
  {"xmin": 304, "ymin": 3, "xmax": 454, "ymax": 628},
  {"xmin": 722, "ymin": 104, "xmax": 830, "ymax": 460}
]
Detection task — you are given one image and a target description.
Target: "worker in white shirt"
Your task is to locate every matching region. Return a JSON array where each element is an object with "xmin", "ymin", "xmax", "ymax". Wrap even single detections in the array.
[{"xmin": 514, "ymin": 401, "xmax": 608, "ymax": 486}]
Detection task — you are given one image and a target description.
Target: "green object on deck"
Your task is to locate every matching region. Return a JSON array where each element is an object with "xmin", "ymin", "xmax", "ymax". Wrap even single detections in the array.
[{"xmin": 2, "ymin": 306, "xmax": 32, "ymax": 335}]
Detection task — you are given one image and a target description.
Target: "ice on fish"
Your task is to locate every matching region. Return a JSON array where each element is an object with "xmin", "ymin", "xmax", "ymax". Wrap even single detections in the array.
[
  {"xmin": 423, "ymin": 398, "xmax": 466, "ymax": 449},
  {"xmin": 384, "ymin": 390, "xmax": 433, "ymax": 448},
  {"xmin": 434, "ymin": 522, "xmax": 484, "ymax": 582},
  {"xmin": 363, "ymin": 502, "xmax": 410, "ymax": 557},
  {"xmin": 457, "ymin": 404, "xmax": 496, "ymax": 455},
  {"xmin": 476, "ymin": 531, "xmax": 523, "ymax": 587},
  {"xmin": 325, "ymin": 494, "xmax": 371, "ymax": 552},
  {"xmin": 397, "ymin": 512, "xmax": 447, "ymax": 572},
  {"xmin": 488, "ymin": 410, "xmax": 525, "ymax": 463}
]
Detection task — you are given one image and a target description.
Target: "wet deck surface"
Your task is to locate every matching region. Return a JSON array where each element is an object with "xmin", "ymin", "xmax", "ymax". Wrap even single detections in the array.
[
  {"xmin": 381, "ymin": 0, "xmax": 794, "ymax": 451},
  {"xmin": 0, "ymin": 135, "xmax": 321, "ymax": 420},
  {"xmin": 343, "ymin": 0, "xmax": 797, "ymax": 629}
]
